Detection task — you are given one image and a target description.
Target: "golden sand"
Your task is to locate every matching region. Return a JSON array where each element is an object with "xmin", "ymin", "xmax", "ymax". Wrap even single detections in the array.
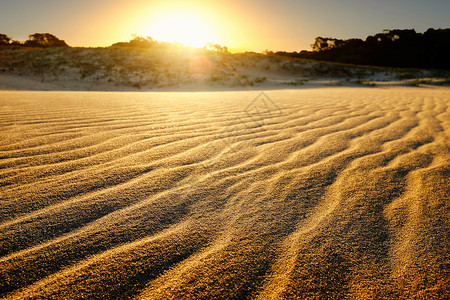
[{"xmin": 0, "ymin": 88, "xmax": 449, "ymax": 299}]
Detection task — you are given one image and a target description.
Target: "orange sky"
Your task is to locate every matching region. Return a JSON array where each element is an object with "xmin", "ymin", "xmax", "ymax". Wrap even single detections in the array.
[
  {"xmin": 1, "ymin": 0, "xmax": 449, "ymax": 52},
  {"xmin": 81, "ymin": 0, "xmax": 292, "ymax": 52}
]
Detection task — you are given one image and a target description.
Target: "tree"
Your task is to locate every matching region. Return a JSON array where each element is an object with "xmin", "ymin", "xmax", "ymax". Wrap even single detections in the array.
[
  {"xmin": 204, "ymin": 43, "xmax": 229, "ymax": 53},
  {"xmin": 10, "ymin": 40, "xmax": 22, "ymax": 46},
  {"xmin": 0, "ymin": 34, "xmax": 11, "ymax": 46},
  {"xmin": 24, "ymin": 33, "xmax": 69, "ymax": 47},
  {"xmin": 311, "ymin": 37, "xmax": 344, "ymax": 51},
  {"xmin": 311, "ymin": 37, "xmax": 328, "ymax": 52},
  {"xmin": 111, "ymin": 36, "xmax": 157, "ymax": 48},
  {"xmin": 276, "ymin": 28, "xmax": 450, "ymax": 69}
]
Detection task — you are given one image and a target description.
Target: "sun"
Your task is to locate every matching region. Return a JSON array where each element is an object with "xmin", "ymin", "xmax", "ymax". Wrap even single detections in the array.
[{"xmin": 144, "ymin": 11, "xmax": 218, "ymax": 47}]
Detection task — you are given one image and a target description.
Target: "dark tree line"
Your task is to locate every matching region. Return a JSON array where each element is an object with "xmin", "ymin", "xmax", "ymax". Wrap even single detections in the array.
[
  {"xmin": 111, "ymin": 35, "xmax": 157, "ymax": 48},
  {"xmin": 0, "ymin": 33, "xmax": 69, "ymax": 48},
  {"xmin": 110, "ymin": 35, "xmax": 187, "ymax": 50},
  {"xmin": 111, "ymin": 36, "xmax": 229, "ymax": 53},
  {"xmin": 274, "ymin": 28, "xmax": 450, "ymax": 69}
]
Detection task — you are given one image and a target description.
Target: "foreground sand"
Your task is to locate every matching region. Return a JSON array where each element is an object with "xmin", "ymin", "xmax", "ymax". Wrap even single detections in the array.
[{"xmin": 0, "ymin": 87, "xmax": 449, "ymax": 299}]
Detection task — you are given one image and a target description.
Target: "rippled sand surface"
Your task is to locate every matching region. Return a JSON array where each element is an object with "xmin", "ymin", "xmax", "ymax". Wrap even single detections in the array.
[{"xmin": 1, "ymin": 88, "xmax": 449, "ymax": 299}]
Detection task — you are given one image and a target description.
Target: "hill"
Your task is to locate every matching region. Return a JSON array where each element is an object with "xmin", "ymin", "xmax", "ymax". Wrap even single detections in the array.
[{"xmin": 1, "ymin": 46, "xmax": 449, "ymax": 91}]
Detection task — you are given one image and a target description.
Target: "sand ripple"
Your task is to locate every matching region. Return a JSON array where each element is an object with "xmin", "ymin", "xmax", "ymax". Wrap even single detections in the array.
[{"xmin": 0, "ymin": 88, "xmax": 449, "ymax": 299}]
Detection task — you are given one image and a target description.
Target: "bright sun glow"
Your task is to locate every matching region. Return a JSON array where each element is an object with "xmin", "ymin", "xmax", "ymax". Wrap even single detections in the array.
[{"xmin": 144, "ymin": 11, "xmax": 218, "ymax": 47}]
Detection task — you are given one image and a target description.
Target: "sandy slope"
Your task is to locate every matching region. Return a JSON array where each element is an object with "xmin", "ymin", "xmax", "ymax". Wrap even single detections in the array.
[
  {"xmin": 0, "ymin": 87, "xmax": 449, "ymax": 299},
  {"xmin": 4, "ymin": 47, "xmax": 447, "ymax": 92}
]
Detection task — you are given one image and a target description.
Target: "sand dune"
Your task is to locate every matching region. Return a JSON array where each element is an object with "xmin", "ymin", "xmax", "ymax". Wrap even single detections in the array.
[{"xmin": 0, "ymin": 87, "xmax": 449, "ymax": 299}]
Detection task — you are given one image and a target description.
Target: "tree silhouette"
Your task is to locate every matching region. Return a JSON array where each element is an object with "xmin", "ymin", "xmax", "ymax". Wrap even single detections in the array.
[
  {"xmin": 0, "ymin": 34, "xmax": 11, "ymax": 46},
  {"xmin": 111, "ymin": 36, "xmax": 156, "ymax": 48},
  {"xmin": 275, "ymin": 28, "xmax": 450, "ymax": 69},
  {"xmin": 204, "ymin": 43, "xmax": 229, "ymax": 53},
  {"xmin": 24, "ymin": 33, "xmax": 69, "ymax": 48}
]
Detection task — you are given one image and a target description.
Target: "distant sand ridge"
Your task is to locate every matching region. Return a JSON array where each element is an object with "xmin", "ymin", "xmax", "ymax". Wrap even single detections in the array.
[{"xmin": 0, "ymin": 88, "xmax": 449, "ymax": 299}]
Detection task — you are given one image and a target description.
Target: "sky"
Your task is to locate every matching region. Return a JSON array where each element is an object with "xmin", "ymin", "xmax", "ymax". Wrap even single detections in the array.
[{"xmin": 1, "ymin": 0, "xmax": 449, "ymax": 52}]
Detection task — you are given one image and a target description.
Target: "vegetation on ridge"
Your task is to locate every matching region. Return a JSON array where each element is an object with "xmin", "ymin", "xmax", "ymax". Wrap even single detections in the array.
[{"xmin": 272, "ymin": 28, "xmax": 450, "ymax": 69}]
